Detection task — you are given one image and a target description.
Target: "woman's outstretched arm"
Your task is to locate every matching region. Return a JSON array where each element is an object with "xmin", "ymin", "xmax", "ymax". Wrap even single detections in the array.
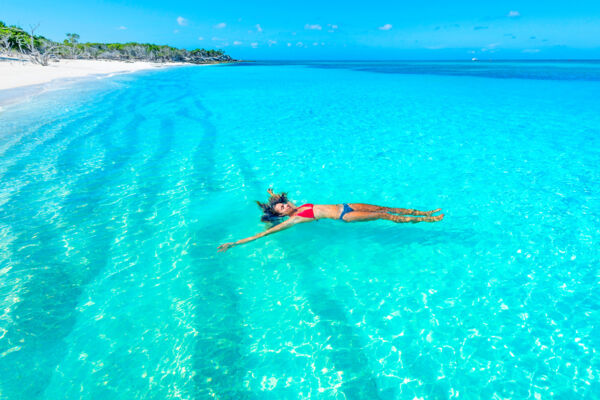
[{"xmin": 218, "ymin": 217, "xmax": 299, "ymax": 252}]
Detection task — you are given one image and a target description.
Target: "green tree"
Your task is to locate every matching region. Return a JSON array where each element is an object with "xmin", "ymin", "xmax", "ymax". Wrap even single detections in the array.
[{"xmin": 66, "ymin": 33, "xmax": 80, "ymax": 45}]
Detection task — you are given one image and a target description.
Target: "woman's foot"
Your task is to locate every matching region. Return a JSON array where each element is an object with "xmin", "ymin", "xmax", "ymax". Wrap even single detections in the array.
[
  {"xmin": 424, "ymin": 208, "xmax": 442, "ymax": 216},
  {"xmin": 427, "ymin": 213, "xmax": 444, "ymax": 222}
]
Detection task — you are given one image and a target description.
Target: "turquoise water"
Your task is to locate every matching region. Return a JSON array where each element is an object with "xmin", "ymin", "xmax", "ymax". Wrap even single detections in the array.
[{"xmin": 0, "ymin": 61, "xmax": 599, "ymax": 399}]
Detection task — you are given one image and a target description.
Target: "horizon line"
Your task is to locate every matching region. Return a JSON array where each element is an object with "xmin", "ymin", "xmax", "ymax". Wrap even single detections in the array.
[{"xmin": 239, "ymin": 58, "xmax": 600, "ymax": 62}]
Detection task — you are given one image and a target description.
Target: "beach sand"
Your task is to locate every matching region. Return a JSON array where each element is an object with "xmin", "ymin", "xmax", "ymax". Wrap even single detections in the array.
[{"xmin": 0, "ymin": 58, "xmax": 187, "ymax": 91}]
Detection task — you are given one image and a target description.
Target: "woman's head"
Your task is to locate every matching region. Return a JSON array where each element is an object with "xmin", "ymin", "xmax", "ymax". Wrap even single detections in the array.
[
  {"xmin": 273, "ymin": 202, "xmax": 293, "ymax": 215},
  {"xmin": 256, "ymin": 192, "xmax": 291, "ymax": 222}
]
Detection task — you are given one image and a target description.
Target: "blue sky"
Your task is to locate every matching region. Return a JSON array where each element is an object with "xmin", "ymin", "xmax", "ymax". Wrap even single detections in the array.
[{"xmin": 2, "ymin": 0, "xmax": 600, "ymax": 59}]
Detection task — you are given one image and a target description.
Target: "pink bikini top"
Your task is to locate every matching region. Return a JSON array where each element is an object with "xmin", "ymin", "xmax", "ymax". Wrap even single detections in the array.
[{"xmin": 295, "ymin": 204, "xmax": 315, "ymax": 219}]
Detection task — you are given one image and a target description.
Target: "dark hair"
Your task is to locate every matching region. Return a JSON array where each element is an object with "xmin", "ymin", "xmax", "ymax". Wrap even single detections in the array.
[{"xmin": 256, "ymin": 192, "xmax": 289, "ymax": 223}]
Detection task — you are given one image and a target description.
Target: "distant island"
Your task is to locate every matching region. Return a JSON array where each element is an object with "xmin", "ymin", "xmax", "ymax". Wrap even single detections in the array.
[{"xmin": 0, "ymin": 21, "xmax": 235, "ymax": 65}]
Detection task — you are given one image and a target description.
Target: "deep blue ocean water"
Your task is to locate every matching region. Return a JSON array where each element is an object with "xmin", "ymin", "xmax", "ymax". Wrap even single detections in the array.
[{"xmin": 0, "ymin": 61, "xmax": 599, "ymax": 399}]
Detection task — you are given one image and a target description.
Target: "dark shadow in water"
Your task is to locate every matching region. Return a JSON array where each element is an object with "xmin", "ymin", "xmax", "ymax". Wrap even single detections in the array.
[
  {"xmin": 187, "ymin": 99, "xmax": 221, "ymax": 193},
  {"xmin": 189, "ymin": 232, "xmax": 254, "ymax": 400},
  {"xmin": 124, "ymin": 116, "xmax": 173, "ymax": 237},
  {"xmin": 263, "ymin": 219, "xmax": 474, "ymax": 398},
  {"xmin": 229, "ymin": 60, "xmax": 600, "ymax": 81},
  {"xmin": 0, "ymin": 89, "xmax": 147, "ymax": 399},
  {"xmin": 0, "ymin": 90, "xmax": 117, "ymax": 189},
  {"xmin": 343, "ymin": 224, "xmax": 478, "ymax": 249},
  {"xmin": 0, "ymin": 88, "xmax": 108, "ymax": 149},
  {"xmin": 186, "ymin": 96, "xmax": 253, "ymax": 399},
  {"xmin": 295, "ymin": 256, "xmax": 384, "ymax": 400},
  {"xmin": 54, "ymin": 90, "xmax": 130, "ymax": 181}
]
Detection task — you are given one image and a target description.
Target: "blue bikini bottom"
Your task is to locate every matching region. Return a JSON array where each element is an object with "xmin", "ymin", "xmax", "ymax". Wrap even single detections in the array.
[{"xmin": 339, "ymin": 203, "xmax": 354, "ymax": 220}]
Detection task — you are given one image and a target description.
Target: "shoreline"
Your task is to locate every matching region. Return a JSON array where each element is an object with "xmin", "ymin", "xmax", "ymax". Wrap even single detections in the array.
[
  {"xmin": 0, "ymin": 58, "xmax": 229, "ymax": 108},
  {"xmin": 0, "ymin": 59, "xmax": 193, "ymax": 91}
]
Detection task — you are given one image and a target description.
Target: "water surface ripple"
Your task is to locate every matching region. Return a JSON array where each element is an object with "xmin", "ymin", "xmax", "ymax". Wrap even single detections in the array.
[{"xmin": 0, "ymin": 62, "xmax": 599, "ymax": 399}]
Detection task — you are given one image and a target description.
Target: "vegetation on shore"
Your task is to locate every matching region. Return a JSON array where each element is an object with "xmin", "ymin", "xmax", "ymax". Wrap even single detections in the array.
[{"xmin": 0, "ymin": 21, "xmax": 234, "ymax": 65}]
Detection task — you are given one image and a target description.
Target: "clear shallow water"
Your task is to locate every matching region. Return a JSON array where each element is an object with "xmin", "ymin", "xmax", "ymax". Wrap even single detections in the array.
[{"xmin": 0, "ymin": 61, "xmax": 599, "ymax": 399}]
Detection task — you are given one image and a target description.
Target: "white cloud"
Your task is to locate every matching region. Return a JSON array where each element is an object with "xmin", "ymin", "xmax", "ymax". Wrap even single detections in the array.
[
  {"xmin": 233, "ymin": 40, "xmax": 243, "ymax": 45},
  {"xmin": 173, "ymin": 29, "xmax": 179, "ymax": 34},
  {"xmin": 313, "ymin": 42, "xmax": 319, "ymax": 46},
  {"xmin": 507, "ymin": 10, "xmax": 520, "ymax": 17},
  {"xmin": 215, "ymin": 22, "xmax": 226, "ymax": 29},
  {"xmin": 212, "ymin": 37, "xmax": 224, "ymax": 41},
  {"xmin": 117, "ymin": 26, "xmax": 127, "ymax": 30},
  {"xmin": 327, "ymin": 24, "xmax": 338, "ymax": 32},
  {"xmin": 198, "ymin": 36, "xmax": 204, "ymax": 41},
  {"xmin": 256, "ymin": 24, "xmax": 263, "ymax": 32},
  {"xmin": 304, "ymin": 24, "xmax": 322, "ymax": 30},
  {"xmin": 522, "ymin": 48, "xmax": 540, "ymax": 53},
  {"xmin": 177, "ymin": 16, "xmax": 188, "ymax": 26},
  {"xmin": 287, "ymin": 42, "xmax": 292, "ymax": 47},
  {"xmin": 268, "ymin": 40, "xmax": 277, "ymax": 46},
  {"xmin": 321, "ymin": 42, "xmax": 325, "ymax": 46},
  {"xmin": 251, "ymin": 42, "xmax": 259, "ymax": 48},
  {"xmin": 296, "ymin": 41, "xmax": 304, "ymax": 47},
  {"xmin": 378, "ymin": 24, "xmax": 393, "ymax": 31}
]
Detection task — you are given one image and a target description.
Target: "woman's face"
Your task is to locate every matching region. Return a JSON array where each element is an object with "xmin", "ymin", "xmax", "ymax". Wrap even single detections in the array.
[{"xmin": 274, "ymin": 202, "xmax": 292, "ymax": 215}]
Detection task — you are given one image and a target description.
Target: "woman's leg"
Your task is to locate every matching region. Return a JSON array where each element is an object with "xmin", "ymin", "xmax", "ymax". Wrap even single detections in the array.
[
  {"xmin": 348, "ymin": 203, "xmax": 441, "ymax": 216},
  {"xmin": 342, "ymin": 211, "xmax": 444, "ymax": 223}
]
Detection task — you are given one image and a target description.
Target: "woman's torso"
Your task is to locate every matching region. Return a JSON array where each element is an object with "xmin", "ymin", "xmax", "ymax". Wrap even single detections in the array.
[{"xmin": 294, "ymin": 204, "xmax": 343, "ymax": 220}]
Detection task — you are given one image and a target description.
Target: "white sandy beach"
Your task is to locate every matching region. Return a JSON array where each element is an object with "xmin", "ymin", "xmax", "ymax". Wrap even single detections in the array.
[{"xmin": 0, "ymin": 59, "xmax": 185, "ymax": 91}]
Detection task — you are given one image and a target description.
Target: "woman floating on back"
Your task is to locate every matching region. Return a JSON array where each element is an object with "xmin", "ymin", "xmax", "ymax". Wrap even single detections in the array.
[{"xmin": 217, "ymin": 189, "xmax": 444, "ymax": 252}]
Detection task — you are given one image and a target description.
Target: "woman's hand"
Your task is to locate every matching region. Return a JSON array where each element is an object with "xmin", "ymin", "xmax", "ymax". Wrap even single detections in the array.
[
  {"xmin": 267, "ymin": 188, "xmax": 283, "ymax": 202},
  {"xmin": 217, "ymin": 242, "xmax": 236, "ymax": 252}
]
